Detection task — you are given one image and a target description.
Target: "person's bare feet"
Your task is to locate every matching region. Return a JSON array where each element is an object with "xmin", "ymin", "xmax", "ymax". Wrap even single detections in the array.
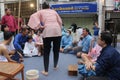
[
  {"xmin": 41, "ymin": 71, "xmax": 48, "ymax": 76},
  {"xmin": 54, "ymin": 65, "xmax": 58, "ymax": 70}
]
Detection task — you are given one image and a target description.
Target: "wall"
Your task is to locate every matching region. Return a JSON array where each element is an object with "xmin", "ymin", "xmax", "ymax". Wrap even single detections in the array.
[{"xmin": 62, "ymin": 17, "xmax": 94, "ymax": 32}]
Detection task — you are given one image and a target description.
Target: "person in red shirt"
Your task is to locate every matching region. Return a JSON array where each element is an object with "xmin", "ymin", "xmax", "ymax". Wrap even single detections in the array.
[{"xmin": 1, "ymin": 8, "xmax": 18, "ymax": 35}]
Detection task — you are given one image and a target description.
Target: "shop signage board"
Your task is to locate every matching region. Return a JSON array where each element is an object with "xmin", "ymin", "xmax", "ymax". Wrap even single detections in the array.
[{"xmin": 51, "ymin": 2, "xmax": 97, "ymax": 14}]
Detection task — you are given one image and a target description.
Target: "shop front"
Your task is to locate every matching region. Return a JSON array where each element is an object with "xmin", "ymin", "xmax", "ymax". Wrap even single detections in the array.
[{"xmin": 50, "ymin": 2, "xmax": 97, "ymax": 29}]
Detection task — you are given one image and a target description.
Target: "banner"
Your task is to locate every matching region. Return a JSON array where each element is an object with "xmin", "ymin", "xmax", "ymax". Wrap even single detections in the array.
[
  {"xmin": 114, "ymin": 0, "xmax": 120, "ymax": 12},
  {"xmin": 51, "ymin": 2, "xmax": 97, "ymax": 14}
]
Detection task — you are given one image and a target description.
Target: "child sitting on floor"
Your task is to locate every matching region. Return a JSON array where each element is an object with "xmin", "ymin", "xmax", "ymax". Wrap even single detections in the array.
[
  {"xmin": 23, "ymin": 35, "xmax": 38, "ymax": 57},
  {"xmin": 34, "ymin": 30, "xmax": 44, "ymax": 56}
]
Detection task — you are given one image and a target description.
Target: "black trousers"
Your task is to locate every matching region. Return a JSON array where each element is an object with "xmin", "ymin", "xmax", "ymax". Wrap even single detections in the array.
[{"xmin": 43, "ymin": 36, "xmax": 61, "ymax": 72}]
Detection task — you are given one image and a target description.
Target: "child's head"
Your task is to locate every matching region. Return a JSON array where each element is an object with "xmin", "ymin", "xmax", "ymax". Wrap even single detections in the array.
[
  {"xmin": 1, "ymin": 24, "xmax": 9, "ymax": 32},
  {"xmin": 31, "ymin": 29, "xmax": 35, "ymax": 35},
  {"xmin": 27, "ymin": 35, "xmax": 33, "ymax": 43},
  {"xmin": 37, "ymin": 30, "xmax": 42, "ymax": 36}
]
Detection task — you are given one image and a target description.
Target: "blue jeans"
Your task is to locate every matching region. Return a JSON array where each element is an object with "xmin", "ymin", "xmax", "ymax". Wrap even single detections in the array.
[
  {"xmin": 11, "ymin": 52, "xmax": 21, "ymax": 63},
  {"xmin": 78, "ymin": 64, "xmax": 96, "ymax": 77}
]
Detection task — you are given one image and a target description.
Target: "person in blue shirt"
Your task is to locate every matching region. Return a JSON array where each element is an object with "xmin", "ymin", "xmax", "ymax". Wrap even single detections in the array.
[
  {"xmin": 86, "ymin": 31, "xmax": 120, "ymax": 80},
  {"xmin": 69, "ymin": 28, "xmax": 92, "ymax": 55},
  {"xmin": 81, "ymin": 30, "xmax": 92, "ymax": 53},
  {"xmin": 14, "ymin": 27, "xmax": 28, "ymax": 56},
  {"xmin": 60, "ymin": 29, "xmax": 72, "ymax": 53},
  {"xmin": 93, "ymin": 22, "xmax": 99, "ymax": 42}
]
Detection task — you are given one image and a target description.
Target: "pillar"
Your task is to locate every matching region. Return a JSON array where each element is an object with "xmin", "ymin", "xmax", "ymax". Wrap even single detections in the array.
[{"xmin": 98, "ymin": 0, "xmax": 105, "ymax": 33}]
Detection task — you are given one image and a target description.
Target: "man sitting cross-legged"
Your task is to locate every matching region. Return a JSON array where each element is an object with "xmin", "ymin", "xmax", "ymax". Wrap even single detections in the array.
[{"xmin": 67, "ymin": 28, "xmax": 92, "ymax": 55}]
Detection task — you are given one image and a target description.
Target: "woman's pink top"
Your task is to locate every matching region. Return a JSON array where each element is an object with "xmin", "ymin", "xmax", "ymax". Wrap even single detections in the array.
[
  {"xmin": 28, "ymin": 9, "xmax": 62, "ymax": 38},
  {"xmin": 88, "ymin": 44, "xmax": 102, "ymax": 62}
]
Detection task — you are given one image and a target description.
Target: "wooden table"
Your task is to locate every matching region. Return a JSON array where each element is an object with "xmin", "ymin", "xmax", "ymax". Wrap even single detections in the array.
[{"xmin": 0, "ymin": 62, "xmax": 24, "ymax": 80}]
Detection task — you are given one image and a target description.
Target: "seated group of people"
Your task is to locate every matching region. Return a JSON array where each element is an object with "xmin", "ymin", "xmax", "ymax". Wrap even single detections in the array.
[
  {"xmin": 16, "ymin": 28, "xmax": 44, "ymax": 57},
  {"xmin": 60, "ymin": 27, "xmax": 120, "ymax": 80},
  {"xmin": 0, "ymin": 23, "xmax": 120, "ymax": 80},
  {"xmin": 0, "ymin": 24, "xmax": 44, "ymax": 63},
  {"xmin": 60, "ymin": 27, "xmax": 93, "ymax": 55}
]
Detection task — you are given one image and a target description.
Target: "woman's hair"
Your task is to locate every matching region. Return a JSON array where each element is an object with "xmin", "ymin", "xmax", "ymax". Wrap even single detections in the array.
[
  {"xmin": 1, "ymin": 24, "xmax": 8, "ymax": 32},
  {"xmin": 100, "ymin": 31, "xmax": 113, "ymax": 45},
  {"xmin": 42, "ymin": 2, "xmax": 50, "ymax": 9},
  {"xmin": 71, "ymin": 23, "xmax": 77, "ymax": 33},
  {"xmin": 4, "ymin": 31, "xmax": 13, "ymax": 40},
  {"xmin": 27, "ymin": 35, "xmax": 33, "ymax": 42}
]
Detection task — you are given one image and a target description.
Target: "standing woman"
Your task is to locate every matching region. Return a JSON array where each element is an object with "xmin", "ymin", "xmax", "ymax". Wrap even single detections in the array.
[{"xmin": 28, "ymin": 2, "xmax": 62, "ymax": 76}]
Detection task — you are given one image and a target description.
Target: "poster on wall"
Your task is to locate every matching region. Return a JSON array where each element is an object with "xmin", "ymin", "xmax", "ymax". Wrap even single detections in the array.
[{"xmin": 114, "ymin": 0, "xmax": 120, "ymax": 12}]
